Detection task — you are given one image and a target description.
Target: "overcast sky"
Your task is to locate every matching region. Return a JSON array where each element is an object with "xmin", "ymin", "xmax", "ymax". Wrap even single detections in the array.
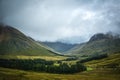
[{"xmin": 0, "ymin": 0, "xmax": 120, "ymax": 43}]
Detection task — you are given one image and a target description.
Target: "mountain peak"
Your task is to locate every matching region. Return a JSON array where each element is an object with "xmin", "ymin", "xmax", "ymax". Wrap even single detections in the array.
[
  {"xmin": 0, "ymin": 25, "xmax": 58, "ymax": 56},
  {"xmin": 89, "ymin": 32, "xmax": 120, "ymax": 42},
  {"xmin": 0, "ymin": 25, "xmax": 27, "ymax": 42},
  {"xmin": 0, "ymin": 24, "xmax": 22, "ymax": 35},
  {"xmin": 89, "ymin": 33, "xmax": 109, "ymax": 42}
]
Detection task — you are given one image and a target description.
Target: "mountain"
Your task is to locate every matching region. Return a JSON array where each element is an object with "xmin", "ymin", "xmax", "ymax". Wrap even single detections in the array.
[
  {"xmin": 41, "ymin": 41, "xmax": 76, "ymax": 53},
  {"xmin": 0, "ymin": 24, "xmax": 59, "ymax": 56},
  {"xmin": 89, "ymin": 33, "xmax": 111, "ymax": 42},
  {"xmin": 66, "ymin": 33, "xmax": 120, "ymax": 56},
  {"xmin": 65, "ymin": 43, "xmax": 85, "ymax": 54}
]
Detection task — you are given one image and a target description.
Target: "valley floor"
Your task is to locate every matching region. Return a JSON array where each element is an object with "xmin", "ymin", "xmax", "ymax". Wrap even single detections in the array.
[
  {"xmin": 0, "ymin": 67, "xmax": 120, "ymax": 80},
  {"xmin": 0, "ymin": 53, "xmax": 120, "ymax": 80}
]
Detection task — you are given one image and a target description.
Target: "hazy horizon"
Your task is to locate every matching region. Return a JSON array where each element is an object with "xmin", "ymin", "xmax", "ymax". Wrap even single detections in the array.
[{"xmin": 1, "ymin": 0, "xmax": 120, "ymax": 43}]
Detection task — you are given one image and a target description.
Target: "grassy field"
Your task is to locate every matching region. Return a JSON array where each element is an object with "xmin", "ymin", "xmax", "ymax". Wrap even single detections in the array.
[
  {"xmin": 0, "ymin": 53, "xmax": 120, "ymax": 80},
  {"xmin": 85, "ymin": 53, "xmax": 120, "ymax": 68},
  {"xmin": 0, "ymin": 55, "xmax": 67, "ymax": 61},
  {"xmin": 0, "ymin": 67, "xmax": 120, "ymax": 80}
]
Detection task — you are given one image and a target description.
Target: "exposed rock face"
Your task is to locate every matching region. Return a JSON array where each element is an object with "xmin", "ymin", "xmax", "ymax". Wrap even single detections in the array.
[{"xmin": 89, "ymin": 33, "xmax": 109, "ymax": 42}]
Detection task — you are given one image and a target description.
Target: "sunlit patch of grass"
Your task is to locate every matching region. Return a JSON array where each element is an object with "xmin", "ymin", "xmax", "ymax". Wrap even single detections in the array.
[
  {"xmin": 16, "ymin": 55, "xmax": 67, "ymax": 61},
  {"xmin": 0, "ymin": 55, "xmax": 67, "ymax": 61},
  {"xmin": 62, "ymin": 60, "xmax": 78, "ymax": 65},
  {"xmin": 87, "ymin": 67, "xmax": 93, "ymax": 71},
  {"xmin": 54, "ymin": 63, "xmax": 60, "ymax": 66}
]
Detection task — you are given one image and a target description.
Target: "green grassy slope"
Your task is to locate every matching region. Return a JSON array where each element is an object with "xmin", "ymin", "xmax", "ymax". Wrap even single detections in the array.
[
  {"xmin": 85, "ymin": 53, "xmax": 120, "ymax": 68},
  {"xmin": 0, "ymin": 25, "xmax": 59, "ymax": 56}
]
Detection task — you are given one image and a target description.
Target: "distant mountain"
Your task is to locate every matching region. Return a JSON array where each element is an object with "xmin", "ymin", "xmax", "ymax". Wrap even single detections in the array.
[
  {"xmin": 41, "ymin": 41, "xmax": 76, "ymax": 54},
  {"xmin": 0, "ymin": 24, "xmax": 59, "ymax": 56},
  {"xmin": 65, "ymin": 43, "xmax": 85, "ymax": 54},
  {"xmin": 66, "ymin": 33, "xmax": 120, "ymax": 56},
  {"xmin": 89, "ymin": 33, "xmax": 111, "ymax": 42},
  {"xmin": 89, "ymin": 33, "xmax": 120, "ymax": 42}
]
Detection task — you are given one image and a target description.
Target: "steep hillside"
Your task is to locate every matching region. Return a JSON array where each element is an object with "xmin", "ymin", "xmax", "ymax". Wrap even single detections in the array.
[
  {"xmin": 85, "ymin": 53, "xmax": 120, "ymax": 68},
  {"xmin": 0, "ymin": 24, "xmax": 59, "ymax": 56},
  {"xmin": 67, "ymin": 33, "xmax": 120, "ymax": 56}
]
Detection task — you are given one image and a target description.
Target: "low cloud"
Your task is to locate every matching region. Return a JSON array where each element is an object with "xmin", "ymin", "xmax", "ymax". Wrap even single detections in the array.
[{"xmin": 1, "ymin": 0, "xmax": 120, "ymax": 43}]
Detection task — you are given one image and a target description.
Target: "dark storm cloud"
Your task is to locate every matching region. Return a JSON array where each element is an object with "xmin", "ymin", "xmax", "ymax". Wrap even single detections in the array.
[{"xmin": 0, "ymin": 0, "xmax": 120, "ymax": 43}]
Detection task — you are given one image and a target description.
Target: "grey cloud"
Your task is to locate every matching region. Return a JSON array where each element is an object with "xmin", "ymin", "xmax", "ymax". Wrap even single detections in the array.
[{"xmin": 0, "ymin": 0, "xmax": 120, "ymax": 43}]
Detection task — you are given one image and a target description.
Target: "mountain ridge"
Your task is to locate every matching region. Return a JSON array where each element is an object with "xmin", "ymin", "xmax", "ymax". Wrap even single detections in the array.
[
  {"xmin": 66, "ymin": 33, "xmax": 120, "ymax": 56},
  {"xmin": 41, "ymin": 41, "xmax": 77, "ymax": 54},
  {"xmin": 0, "ymin": 24, "xmax": 59, "ymax": 56}
]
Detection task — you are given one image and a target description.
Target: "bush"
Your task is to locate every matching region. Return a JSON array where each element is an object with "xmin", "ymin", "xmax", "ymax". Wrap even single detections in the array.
[{"xmin": 78, "ymin": 54, "xmax": 108, "ymax": 63}]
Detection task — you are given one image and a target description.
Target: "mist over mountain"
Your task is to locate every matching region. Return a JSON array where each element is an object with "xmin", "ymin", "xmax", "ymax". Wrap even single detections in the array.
[
  {"xmin": 0, "ymin": 0, "xmax": 120, "ymax": 79},
  {"xmin": 89, "ymin": 32, "xmax": 120, "ymax": 42},
  {"xmin": 1, "ymin": 0, "xmax": 120, "ymax": 44}
]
